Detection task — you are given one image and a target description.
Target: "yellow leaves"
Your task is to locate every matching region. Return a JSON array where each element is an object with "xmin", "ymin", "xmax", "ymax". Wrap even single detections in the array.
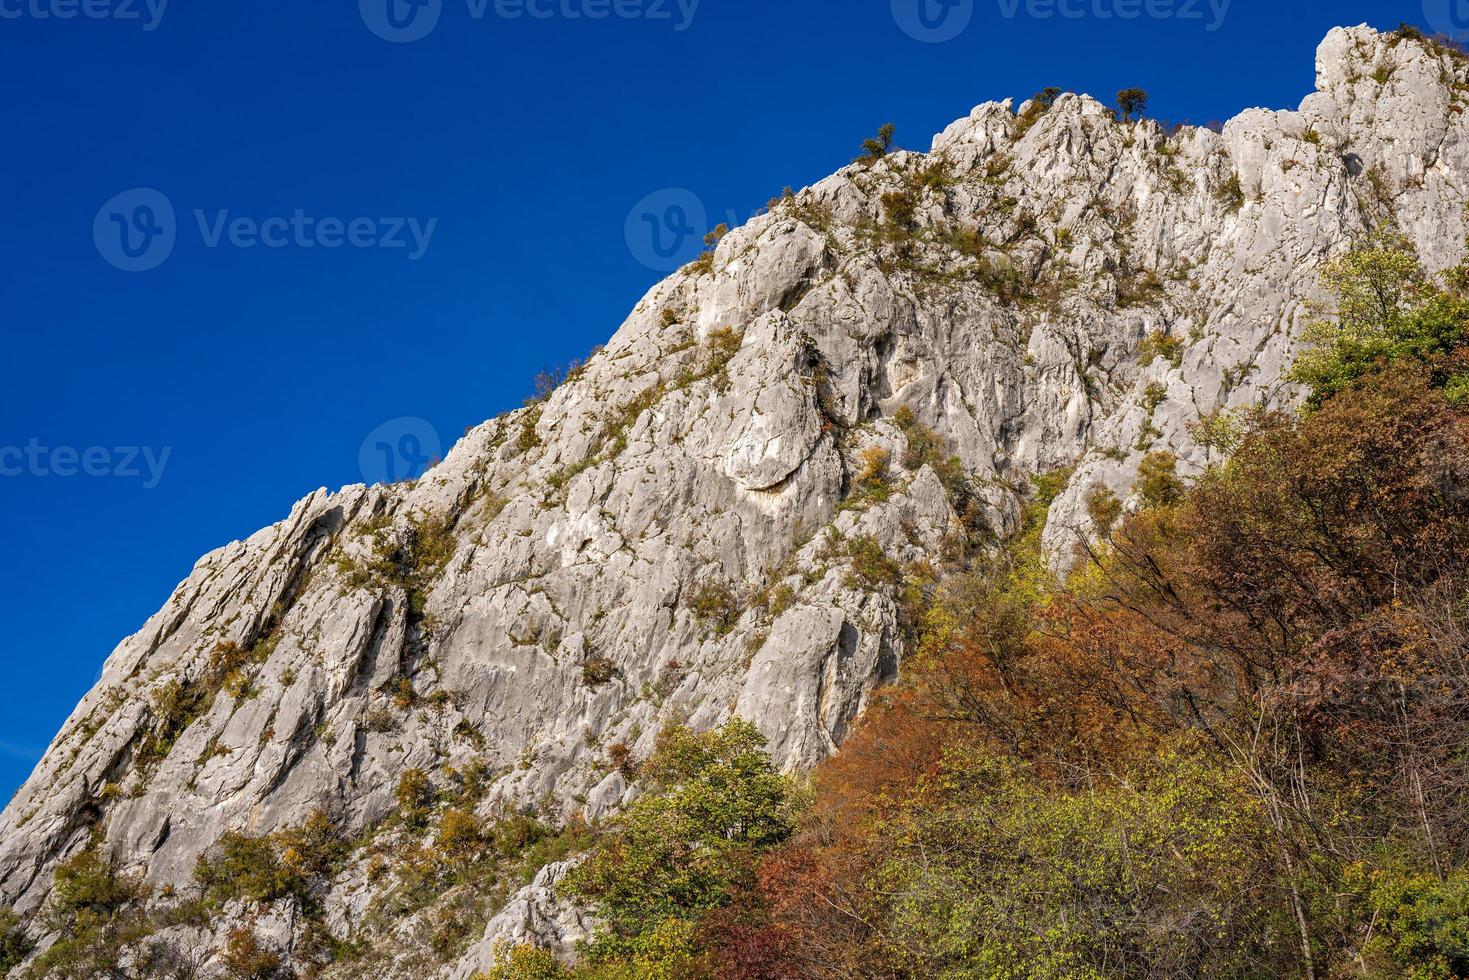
[
  {"xmin": 437, "ymin": 808, "xmax": 483, "ymax": 868},
  {"xmin": 854, "ymin": 446, "xmax": 891, "ymax": 487},
  {"xmin": 476, "ymin": 941, "xmax": 568, "ymax": 980}
]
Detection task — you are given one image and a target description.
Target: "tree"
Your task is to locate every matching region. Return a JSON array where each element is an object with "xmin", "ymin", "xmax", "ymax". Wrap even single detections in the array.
[
  {"xmin": 1117, "ymin": 87, "xmax": 1149, "ymax": 122},
  {"xmin": 222, "ymin": 926, "xmax": 282, "ymax": 980},
  {"xmin": 1135, "ymin": 450, "xmax": 1184, "ymax": 508},
  {"xmin": 566, "ymin": 721, "xmax": 796, "ymax": 968},
  {"xmin": 31, "ymin": 840, "xmax": 151, "ymax": 978},
  {"xmin": 0, "ymin": 911, "xmax": 30, "ymax": 974},
  {"xmin": 477, "ymin": 942, "xmax": 568, "ymax": 980},
  {"xmin": 865, "ymin": 748, "xmax": 1287, "ymax": 978},
  {"xmin": 1289, "ymin": 224, "xmax": 1469, "ymax": 406},
  {"xmin": 856, "ymin": 123, "xmax": 896, "ymax": 165}
]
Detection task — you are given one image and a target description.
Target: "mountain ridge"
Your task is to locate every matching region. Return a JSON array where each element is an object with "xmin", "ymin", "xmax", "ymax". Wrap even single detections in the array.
[{"xmin": 4, "ymin": 22, "xmax": 1468, "ymax": 977}]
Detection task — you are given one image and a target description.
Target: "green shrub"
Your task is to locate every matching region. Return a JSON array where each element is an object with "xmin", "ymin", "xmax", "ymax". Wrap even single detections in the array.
[
  {"xmin": 1139, "ymin": 329, "xmax": 1185, "ymax": 367},
  {"xmin": 879, "ymin": 188, "xmax": 919, "ymax": 249},
  {"xmin": 1354, "ymin": 865, "xmax": 1469, "ymax": 979},
  {"xmin": 1014, "ymin": 87, "xmax": 1063, "ymax": 138},
  {"xmin": 1136, "ymin": 450, "xmax": 1185, "ymax": 508},
  {"xmin": 1289, "ymin": 225, "xmax": 1469, "ymax": 408},
  {"xmin": 194, "ymin": 831, "xmax": 290, "ymax": 906},
  {"xmin": 52, "ymin": 843, "xmax": 140, "ymax": 918},
  {"xmin": 336, "ymin": 511, "xmax": 457, "ymax": 622},
  {"xmin": 866, "ymin": 748, "xmax": 1284, "ymax": 978},
  {"xmin": 134, "ymin": 638, "xmax": 274, "ymax": 774},
  {"xmin": 0, "ymin": 910, "xmax": 31, "ymax": 973},
  {"xmin": 33, "ymin": 841, "xmax": 152, "ymax": 977},
  {"xmin": 845, "ymin": 534, "xmax": 904, "ymax": 590},
  {"xmin": 274, "ymin": 808, "xmax": 348, "ymax": 883},
  {"xmin": 766, "ymin": 583, "xmax": 797, "ymax": 618},
  {"xmin": 1444, "ymin": 372, "xmax": 1469, "ymax": 407},
  {"xmin": 566, "ymin": 721, "xmax": 796, "ymax": 968},
  {"xmin": 476, "ymin": 942, "xmax": 568, "ymax": 980},
  {"xmin": 688, "ymin": 580, "xmax": 741, "ymax": 635},
  {"xmin": 1085, "ymin": 484, "xmax": 1123, "ymax": 533},
  {"xmin": 516, "ymin": 406, "xmax": 543, "ymax": 454},
  {"xmin": 893, "ymin": 406, "xmax": 971, "ymax": 499},
  {"xmin": 684, "ymin": 224, "xmax": 728, "ymax": 278},
  {"xmin": 1215, "ymin": 173, "xmax": 1245, "ymax": 212}
]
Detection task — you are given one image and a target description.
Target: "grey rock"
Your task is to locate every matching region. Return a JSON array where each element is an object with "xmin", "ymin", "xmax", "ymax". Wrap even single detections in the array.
[{"xmin": 3, "ymin": 24, "xmax": 1466, "ymax": 977}]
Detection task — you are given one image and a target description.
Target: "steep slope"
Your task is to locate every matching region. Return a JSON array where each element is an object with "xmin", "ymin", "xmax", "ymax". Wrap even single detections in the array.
[{"xmin": 4, "ymin": 23, "xmax": 1468, "ymax": 978}]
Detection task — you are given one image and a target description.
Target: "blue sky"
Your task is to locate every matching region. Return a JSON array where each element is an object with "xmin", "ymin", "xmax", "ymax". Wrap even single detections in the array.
[{"xmin": 0, "ymin": 0, "xmax": 1441, "ymax": 797}]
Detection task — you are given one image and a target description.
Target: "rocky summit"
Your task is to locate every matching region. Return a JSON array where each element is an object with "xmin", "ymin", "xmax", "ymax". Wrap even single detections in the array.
[{"xmin": 4, "ymin": 23, "xmax": 1468, "ymax": 978}]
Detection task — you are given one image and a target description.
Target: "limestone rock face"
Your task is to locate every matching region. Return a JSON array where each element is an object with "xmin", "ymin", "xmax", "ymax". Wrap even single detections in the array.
[{"xmin": 4, "ymin": 24, "xmax": 1467, "ymax": 977}]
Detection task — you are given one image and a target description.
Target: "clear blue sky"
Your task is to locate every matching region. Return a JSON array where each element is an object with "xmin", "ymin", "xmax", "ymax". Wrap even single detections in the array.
[{"xmin": 0, "ymin": 0, "xmax": 1438, "ymax": 796}]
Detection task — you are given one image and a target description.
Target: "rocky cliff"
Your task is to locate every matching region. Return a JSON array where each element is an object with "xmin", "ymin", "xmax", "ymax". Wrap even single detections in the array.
[{"xmin": 4, "ymin": 23, "xmax": 1468, "ymax": 978}]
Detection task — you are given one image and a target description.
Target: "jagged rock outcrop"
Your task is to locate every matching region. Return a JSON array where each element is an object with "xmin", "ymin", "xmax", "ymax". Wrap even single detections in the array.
[{"xmin": 3, "ymin": 24, "xmax": 1467, "ymax": 977}]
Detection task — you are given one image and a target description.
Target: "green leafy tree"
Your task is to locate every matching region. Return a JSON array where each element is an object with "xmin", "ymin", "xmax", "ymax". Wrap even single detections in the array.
[
  {"xmin": 1353, "ymin": 866, "xmax": 1469, "ymax": 979},
  {"xmin": 1289, "ymin": 225, "xmax": 1469, "ymax": 406},
  {"xmin": 476, "ymin": 942, "xmax": 569, "ymax": 980},
  {"xmin": 866, "ymin": 748, "xmax": 1287, "ymax": 978},
  {"xmin": 566, "ymin": 720, "xmax": 796, "ymax": 967}
]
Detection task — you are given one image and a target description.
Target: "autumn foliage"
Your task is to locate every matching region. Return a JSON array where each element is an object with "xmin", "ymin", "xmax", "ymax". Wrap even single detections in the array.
[
  {"xmin": 484, "ymin": 231, "xmax": 1469, "ymax": 979},
  {"xmin": 723, "ymin": 235, "xmax": 1469, "ymax": 979}
]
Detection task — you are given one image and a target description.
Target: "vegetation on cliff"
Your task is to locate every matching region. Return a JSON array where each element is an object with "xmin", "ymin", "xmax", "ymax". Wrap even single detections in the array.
[{"xmin": 487, "ymin": 228, "xmax": 1469, "ymax": 979}]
